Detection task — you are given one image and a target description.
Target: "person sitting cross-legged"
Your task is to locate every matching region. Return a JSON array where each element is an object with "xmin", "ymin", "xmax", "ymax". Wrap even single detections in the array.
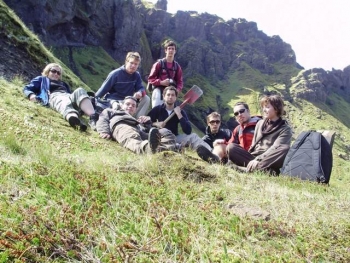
[
  {"xmin": 196, "ymin": 112, "xmax": 232, "ymax": 163},
  {"xmin": 96, "ymin": 96, "xmax": 176, "ymax": 154},
  {"xmin": 227, "ymin": 95, "xmax": 292, "ymax": 175},
  {"xmin": 147, "ymin": 86, "xmax": 211, "ymax": 151}
]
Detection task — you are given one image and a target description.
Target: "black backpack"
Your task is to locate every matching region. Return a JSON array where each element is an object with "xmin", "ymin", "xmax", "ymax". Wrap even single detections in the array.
[{"xmin": 280, "ymin": 130, "xmax": 334, "ymax": 184}]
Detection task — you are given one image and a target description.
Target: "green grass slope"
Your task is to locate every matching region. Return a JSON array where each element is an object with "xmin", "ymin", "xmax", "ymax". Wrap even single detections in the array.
[
  {"xmin": 1, "ymin": 0, "xmax": 350, "ymax": 261},
  {"xmin": 1, "ymin": 78, "xmax": 350, "ymax": 262}
]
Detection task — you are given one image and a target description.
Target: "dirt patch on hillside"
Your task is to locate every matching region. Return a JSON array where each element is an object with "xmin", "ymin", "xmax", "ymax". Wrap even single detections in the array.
[{"xmin": 0, "ymin": 33, "xmax": 41, "ymax": 81}]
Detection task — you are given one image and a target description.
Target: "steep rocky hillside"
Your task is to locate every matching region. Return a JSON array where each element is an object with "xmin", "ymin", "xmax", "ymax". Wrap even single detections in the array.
[{"xmin": 2, "ymin": 0, "xmax": 350, "ymax": 138}]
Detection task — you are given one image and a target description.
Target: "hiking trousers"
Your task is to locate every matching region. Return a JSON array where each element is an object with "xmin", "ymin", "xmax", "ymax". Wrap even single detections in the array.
[
  {"xmin": 49, "ymin": 88, "xmax": 89, "ymax": 119},
  {"xmin": 176, "ymin": 133, "xmax": 212, "ymax": 151},
  {"xmin": 227, "ymin": 143, "xmax": 289, "ymax": 174},
  {"xmin": 112, "ymin": 125, "xmax": 176, "ymax": 154}
]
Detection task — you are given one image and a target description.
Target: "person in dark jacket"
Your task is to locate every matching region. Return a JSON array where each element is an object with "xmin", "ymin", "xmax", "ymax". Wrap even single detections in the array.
[
  {"xmin": 227, "ymin": 95, "xmax": 292, "ymax": 174},
  {"xmin": 96, "ymin": 96, "xmax": 176, "ymax": 154},
  {"xmin": 148, "ymin": 86, "xmax": 211, "ymax": 151},
  {"xmin": 202, "ymin": 112, "xmax": 232, "ymax": 148},
  {"xmin": 23, "ymin": 62, "xmax": 98, "ymax": 131},
  {"xmin": 197, "ymin": 102, "xmax": 260, "ymax": 163}
]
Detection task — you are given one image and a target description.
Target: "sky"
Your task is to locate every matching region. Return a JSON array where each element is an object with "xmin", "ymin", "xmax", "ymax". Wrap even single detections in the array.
[{"xmin": 150, "ymin": 0, "xmax": 350, "ymax": 71}]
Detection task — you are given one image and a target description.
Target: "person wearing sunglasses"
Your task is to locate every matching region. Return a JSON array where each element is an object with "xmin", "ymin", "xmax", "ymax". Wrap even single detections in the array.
[
  {"xmin": 197, "ymin": 102, "xmax": 261, "ymax": 164},
  {"xmin": 227, "ymin": 95, "xmax": 292, "ymax": 175},
  {"xmin": 197, "ymin": 112, "xmax": 232, "ymax": 161},
  {"xmin": 95, "ymin": 52, "xmax": 150, "ymax": 119},
  {"xmin": 23, "ymin": 63, "xmax": 99, "ymax": 131}
]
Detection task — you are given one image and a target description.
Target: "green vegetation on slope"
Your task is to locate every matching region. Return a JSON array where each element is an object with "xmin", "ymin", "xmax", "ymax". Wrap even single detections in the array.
[
  {"xmin": 0, "ymin": 0, "xmax": 90, "ymax": 90},
  {"xmin": 1, "ymin": 75, "xmax": 350, "ymax": 262},
  {"xmin": 1, "ymin": 0, "xmax": 350, "ymax": 261},
  {"xmin": 52, "ymin": 46, "xmax": 120, "ymax": 91}
]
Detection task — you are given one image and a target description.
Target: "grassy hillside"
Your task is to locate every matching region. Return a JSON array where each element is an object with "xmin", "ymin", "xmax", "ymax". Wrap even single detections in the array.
[
  {"xmin": 52, "ymin": 46, "xmax": 121, "ymax": 92},
  {"xmin": 1, "ymin": 0, "xmax": 350, "ymax": 261},
  {"xmin": 1, "ymin": 77, "xmax": 350, "ymax": 262}
]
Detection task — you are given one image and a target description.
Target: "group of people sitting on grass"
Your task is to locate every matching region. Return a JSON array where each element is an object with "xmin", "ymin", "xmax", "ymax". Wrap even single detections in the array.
[{"xmin": 23, "ymin": 39, "xmax": 292, "ymax": 175}]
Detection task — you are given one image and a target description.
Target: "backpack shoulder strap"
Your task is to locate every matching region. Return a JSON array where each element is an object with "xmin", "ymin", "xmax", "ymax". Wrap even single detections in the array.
[{"xmin": 156, "ymin": 59, "xmax": 165, "ymax": 79}]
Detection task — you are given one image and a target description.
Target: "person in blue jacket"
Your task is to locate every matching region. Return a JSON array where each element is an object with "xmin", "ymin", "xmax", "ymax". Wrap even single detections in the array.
[
  {"xmin": 23, "ymin": 63, "xmax": 98, "ymax": 131},
  {"xmin": 95, "ymin": 52, "xmax": 150, "ymax": 118}
]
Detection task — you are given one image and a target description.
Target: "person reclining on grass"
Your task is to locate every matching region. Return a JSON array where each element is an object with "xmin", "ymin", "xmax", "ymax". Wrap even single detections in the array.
[
  {"xmin": 197, "ymin": 102, "xmax": 261, "ymax": 164},
  {"xmin": 23, "ymin": 62, "xmax": 99, "ymax": 131},
  {"xmin": 96, "ymin": 96, "xmax": 176, "ymax": 154},
  {"xmin": 148, "ymin": 86, "xmax": 211, "ymax": 151},
  {"xmin": 227, "ymin": 95, "xmax": 292, "ymax": 175}
]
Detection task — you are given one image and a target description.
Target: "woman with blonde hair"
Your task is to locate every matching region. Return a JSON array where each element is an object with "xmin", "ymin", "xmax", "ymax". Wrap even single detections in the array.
[
  {"xmin": 23, "ymin": 63, "xmax": 99, "ymax": 131},
  {"xmin": 227, "ymin": 94, "xmax": 292, "ymax": 175}
]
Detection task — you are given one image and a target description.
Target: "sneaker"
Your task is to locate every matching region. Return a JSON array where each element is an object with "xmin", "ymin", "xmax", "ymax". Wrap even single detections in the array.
[
  {"xmin": 88, "ymin": 113, "xmax": 99, "ymax": 131},
  {"xmin": 196, "ymin": 145, "xmax": 220, "ymax": 164},
  {"xmin": 148, "ymin": 128, "xmax": 160, "ymax": 153}
]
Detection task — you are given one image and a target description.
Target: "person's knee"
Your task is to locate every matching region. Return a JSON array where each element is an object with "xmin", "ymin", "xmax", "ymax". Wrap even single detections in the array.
[
  {"xmin": 226, "ymin": 143, "xmax": 241, "ymax": 159},
  {"xmin": 152, "ymin": 89, "xmax": 162, "ymax": 107}
]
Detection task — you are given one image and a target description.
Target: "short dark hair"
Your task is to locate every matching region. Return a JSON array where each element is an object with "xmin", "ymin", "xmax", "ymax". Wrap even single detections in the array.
[
  {"xmin": 163, "ymin": 39, "xmax": 177, "ymax": 50},
  {"xmin": 260, "ymin": 95, "xmax": 285, "ymax": 117},
  {"xmin": 163, "ymin": 86, "xmax": 178, "ymax": 97},
  {"xmin": 234, "ymin": 102, "xmax": 249, "ymax": 110}
]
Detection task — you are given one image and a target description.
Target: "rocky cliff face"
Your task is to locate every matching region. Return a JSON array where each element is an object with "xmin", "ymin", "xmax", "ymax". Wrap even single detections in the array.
[
  {"xmin": 4, "ymin": 0, "xmax": 299, "ymax": 79},
  {"xmin": 291, "ymin": 66, "xmax": 350, "ymax": 103},
  {"xmin": 3, "ymin": 0, "xmax": 350, "ymax": 127}
]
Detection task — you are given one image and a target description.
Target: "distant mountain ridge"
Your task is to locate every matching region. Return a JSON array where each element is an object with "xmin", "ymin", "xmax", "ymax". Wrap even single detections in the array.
[{"xmin": 1, "ymin": 0, "xmax": 350, "ymax": 134}]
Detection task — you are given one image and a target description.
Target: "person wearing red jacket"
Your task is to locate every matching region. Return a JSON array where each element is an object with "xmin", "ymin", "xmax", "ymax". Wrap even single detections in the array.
[
  {"xmin": 197, "ymin": 102, "xmax": 261, "ymax": 163},
  {"xmin": 227, "ymin": 95, "xmax": 292, "ymax": 174},
  {"xmin": 147, "ymin": 39, "xmax": 183, "ymax": 108}
]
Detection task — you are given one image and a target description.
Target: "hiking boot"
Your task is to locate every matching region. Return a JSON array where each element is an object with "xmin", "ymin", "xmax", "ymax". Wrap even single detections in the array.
[
  {"xmin": 79, "ymin": 121, "xmax": 87, "ymax": 132},
  {"xmin": 68, "ymin": 116, "xmax": 80, "ymax": 129},
  {"xmin": 148, "ymin": 128, "xmax": 160, "ymax": 153},
  {"xmin": 196, "ymin": 145, "xmax": 220, "ymax": 164},
  {"xmin": 88, "ymin": 113, "xmax": 99, "ymax": 131}
]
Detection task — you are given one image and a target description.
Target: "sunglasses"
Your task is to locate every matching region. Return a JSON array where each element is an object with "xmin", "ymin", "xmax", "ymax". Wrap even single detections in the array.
[
  {"xmin": 234, "ymin": 108, "xmax": 246, "ymax": 116},
  {"xmin": 50, "ymin": 69, "xmax": 61, "ymax": 75},
  {"xmin": 209, "ymin": 120, "xmax": 221, "ymax": 125}
]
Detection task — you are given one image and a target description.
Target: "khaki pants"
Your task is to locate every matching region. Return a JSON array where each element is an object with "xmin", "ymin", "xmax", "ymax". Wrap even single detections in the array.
[
  {"xmin": 112, "ymin": 125, "xmax": 176, "ymax": 154},
  {"xmin": 176, "ymin": 133, "xmax": 211, "ymax": 151},
  {"xmin": 49, "ymin": 88, "xmax": 89, "ymax": 119}
]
